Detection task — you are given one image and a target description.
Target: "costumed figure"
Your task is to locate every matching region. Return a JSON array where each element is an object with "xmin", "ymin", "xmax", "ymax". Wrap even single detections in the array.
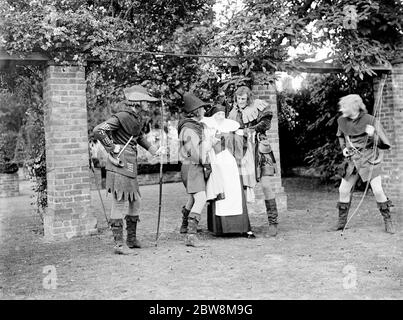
[
  {"xmin": 178, "ymin": 93, "xmax": 214, "ymax": 247},
  {"xmin": 331, "ymin": 94, "xmax": 395, "ymax": 234},
  {"xmin": 93, "ymin": 85, "xmax": 164, "ymax": 254},
  {"xmin": 202, "ymin": 105, "xmax": 255, "ymax": 237},
  {"xmin": 227, "ymin": 86, "xmax": 279, "ymax": 237}
]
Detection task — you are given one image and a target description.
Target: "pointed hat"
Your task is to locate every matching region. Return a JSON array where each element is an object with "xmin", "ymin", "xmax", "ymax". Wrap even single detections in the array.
[{"xmin": 183, "ymin": 92, "xmax": 210, "ymax": 113}]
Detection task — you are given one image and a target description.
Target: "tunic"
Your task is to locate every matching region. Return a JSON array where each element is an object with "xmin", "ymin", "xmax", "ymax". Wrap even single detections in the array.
[
  {"xmin": 178, "ymin": 119, "xmax": 210, "ymax": 194},
  {"xmin": 93, "ymin": 110, "xmax": 153, "ymax": 201},
  {"xmin": 336, "ymin": 111, "xmax": 391, "ymax": 182},
  {"xmin": 227, "ymin": 99, "xmax": 274, "ymax": 197}
]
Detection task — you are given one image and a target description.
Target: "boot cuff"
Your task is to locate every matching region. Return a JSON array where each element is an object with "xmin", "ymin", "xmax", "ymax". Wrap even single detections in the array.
[
  {"xmin": 182, "ymin": 206, "xmax": 190, "ymax": 216},
  {"xmin": 377, "ymin": 199, "xmax": 393, "ymax": 210},
  {"xmin": 109, "ymin": 218, "xmax": 123, "ymax": 227},
  {"xmin": 125, "ymin": 215, "xmax": 140, "ymax": 223},
  {"xmin": 189, "ymin": 212, "xmax": 201, "ymax": 222},
  {"xmin": 336, "ymin": 202, "xmax": 350, "ymax": 210}
]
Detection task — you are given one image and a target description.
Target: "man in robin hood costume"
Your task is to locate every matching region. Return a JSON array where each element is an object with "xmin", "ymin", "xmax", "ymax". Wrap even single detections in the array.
[
  {"xmin": 227, "ymin": 86, "xmax": 279, "ymax": 237},
  {"xmin": 93, "ymin": 85, "xmax": 165, "ymax": 254},
  {"xmin": 331, "ymin": 94, "xmax": 395, "ymax": 234},
  {"xmin": 177, "ymin": 93, "xmax": 216, "ymax": 246}
]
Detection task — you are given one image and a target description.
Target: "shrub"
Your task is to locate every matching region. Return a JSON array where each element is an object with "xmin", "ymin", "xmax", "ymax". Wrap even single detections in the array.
[{"xmin": 0, "ymin": 131, "xmax": 19, "ymax": 174}]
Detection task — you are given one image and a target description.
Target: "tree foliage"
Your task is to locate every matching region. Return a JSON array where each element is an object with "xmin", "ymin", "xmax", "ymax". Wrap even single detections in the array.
[
  {"xmin": 0, "ymin": 0, "xmax": 216, "ymax": 116},
  {"xmin": 203, "ymin": 0, "xmax": 403, "ymax": 79},
  {"xmin": 0, "ymin": 66, "xmax": 47, "ymax": 213}
]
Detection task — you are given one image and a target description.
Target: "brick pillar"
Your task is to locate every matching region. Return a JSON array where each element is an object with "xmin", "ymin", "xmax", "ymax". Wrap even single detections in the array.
[
  {"xmin": 43, "ymin": 64, "xmax": 97, "ymax": 241},
  {"xmin": 252, "ymin": 84, "xmax": 287, "ymax": 212},
  {"xmin": 373, "ymin": 60, "xmax": 403, "ymax": 226}
]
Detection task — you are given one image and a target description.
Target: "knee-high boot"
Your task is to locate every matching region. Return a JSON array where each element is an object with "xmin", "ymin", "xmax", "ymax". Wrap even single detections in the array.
[
  {"xmin": 377, "ymin": 199, "xmax": 395, "ymax": 234},
  {"xmin": 125, "ymin": 215, "xmax": 141, "ymax": 248},
  {"xmin": 329, "ymin": 202, "xmax": 350, "ymax": 231},
  {"xmin": 110, "ymin": 219, "xmax": 130, "ymax": 255},
  {"xmin": 180, "ymin": 206, "xmax": 190, "ymax": 234},
  {"xmin": 185, "ymin": 214, "xmax": 200, "ymax": 247},
  {"xmin": 265, "ymin": 199, "xmax": 278, "ymax": 237}
]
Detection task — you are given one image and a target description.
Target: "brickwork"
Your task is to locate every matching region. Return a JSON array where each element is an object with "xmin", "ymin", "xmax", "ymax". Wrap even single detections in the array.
[
  {"xmin": 252, "ymin": 84, "xmax": 287, "ymax": 212},
  {"xmin": 43, "ymin": 64, "xmax": 97, "ymax": 241},
  {"xmin": 0, "ymin": 173, "xmax": 19, "ymax": 198},
  {"xmin": 373, "ymin": 62, "xmax": 403, "ymax": 224}
]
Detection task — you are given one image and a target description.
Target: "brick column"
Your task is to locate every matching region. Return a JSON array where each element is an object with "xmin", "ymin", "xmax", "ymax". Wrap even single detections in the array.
[
  {"xmin": 252, "ymin": 84, "xmax": 287, "ymax": 212},
  {"xmin": 373, "ymin": 60, "xmax": 403, "ymax": 226},
  {"xmin": 43, "ymin": 64, "xmax": 97, "ymax": 241}
]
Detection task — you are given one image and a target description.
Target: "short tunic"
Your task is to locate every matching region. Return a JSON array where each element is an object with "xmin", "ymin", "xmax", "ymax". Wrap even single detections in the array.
[
  {"xmin": 227, "ymin": 99, "xmax": 274, "ymax": 186},
  {"xmin": 178, "ymin": 120, "xmax": 210, "ymax": 194},
  {"xmin": 93, "ymin": 111, "xmax": 153, "ymax": 201},
  {"xmin": 336, "ymin": 112, "xmax": 390, "ymax": 182}
]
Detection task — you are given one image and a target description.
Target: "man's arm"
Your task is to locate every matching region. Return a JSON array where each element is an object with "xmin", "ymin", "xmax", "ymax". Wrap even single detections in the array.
[
  {"xmin": 137, "ymin": 134, "xmax": 158, "ymax": 155},
  {"xmin": 250, "ymin": 109, "xmax": 273, "ymax": 133},
  {"xmin": 338, "ymin": 136, "xmax": 346, "ymax": 150},
  {"xmin": 93, "ymin": 117, "xmax": 120, "ymax": 153},
  {"xmin": 181, "ymin": 128, "xmax": 207, "ymax": 164}
]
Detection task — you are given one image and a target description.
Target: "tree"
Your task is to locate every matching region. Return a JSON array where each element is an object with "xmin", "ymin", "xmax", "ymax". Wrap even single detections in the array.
[
  {"xmin": 0, "ymin": 0, "xmax": 216, "ymax": 115},
  {"xmin": 203, "ymin": 0, "xmax": 402, "ymax": 79}
]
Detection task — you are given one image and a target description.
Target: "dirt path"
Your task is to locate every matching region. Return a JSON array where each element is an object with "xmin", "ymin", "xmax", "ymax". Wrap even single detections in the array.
[{"xmin": 0, "ymin": 178, "xmax": 401, "ymax": 299}]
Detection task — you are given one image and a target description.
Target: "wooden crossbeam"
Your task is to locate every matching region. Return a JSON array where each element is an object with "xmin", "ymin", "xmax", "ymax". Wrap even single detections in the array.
[
  {"xmin": 0, "ymin": 47, "xmax": 393, "ymax": 74},
  {"xmin": 293, "ymin": 62, "xmax": 392, "ymax": 74}
]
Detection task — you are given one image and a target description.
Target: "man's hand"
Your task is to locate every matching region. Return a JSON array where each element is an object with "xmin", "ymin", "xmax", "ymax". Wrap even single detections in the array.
[
  {"xmin": 342, "ymin": 147, "xmax": 350, "ymax": 157},
  {"xmin": 235, "ymin": 129, "xmax": 244, "ymax": 136},
  {"xmin": 112, "ymin": 145, "xmax": 121, "ymax": 154}
]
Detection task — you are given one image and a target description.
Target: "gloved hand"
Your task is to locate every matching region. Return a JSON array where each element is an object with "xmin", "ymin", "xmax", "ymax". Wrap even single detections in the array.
[{"xmin": 112, "ymin": 145, "xmax": 121, "ymax": 154}]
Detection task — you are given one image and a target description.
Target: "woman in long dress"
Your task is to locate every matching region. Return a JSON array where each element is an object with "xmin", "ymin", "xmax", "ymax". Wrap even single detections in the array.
[{"xmin": 202, "ymin": 106, "xmax": 255, "ymax": 237}]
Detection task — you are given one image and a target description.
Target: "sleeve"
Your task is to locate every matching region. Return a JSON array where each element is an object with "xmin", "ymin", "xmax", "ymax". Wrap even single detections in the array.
[
  {"xmin": 336, "ymin": 121, "xmax": 346, "ymax": 150},
  {"xmin": 181, "ymin": 128, "xmax": 206, "ymax": 164},
  {"xmin": 338, "ymin": 137, "xmax": 346, "ymax": 150},
  {"xmin": 251, "ymin": 109, "xmax": 273, "ymax": 133},
  {"xmin": 137, "ymin": 134, "xmax": 155, "ymax": 154},
  {"xmin": 93, "ymin": 117, "xmax": 121, "ymax": 153},
  {"xmin": 336, "ymin": 126, "xmax": 343, "ymax": 137},
  {"xmin": 374, "ymin": 120, "xmax": 391, "ymax": 150}
]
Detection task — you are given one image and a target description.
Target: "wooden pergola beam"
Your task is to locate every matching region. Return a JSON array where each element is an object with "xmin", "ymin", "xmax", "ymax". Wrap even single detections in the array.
[
  {"xmin": 292, "ymin": 62, "xmax": 392, "ymax": 74},
  {"xmin": 0, "ymin": 47, "xmax": 50, "ymax": 70},
  {"xmin": 1, "ymin": 47, "xmax": 393, "ymax": 74}
]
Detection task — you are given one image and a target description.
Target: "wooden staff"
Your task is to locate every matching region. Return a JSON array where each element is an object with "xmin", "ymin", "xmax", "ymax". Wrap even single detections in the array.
[{"xmin": 155, "ymin": 95, "xmax": 165, "ymax": 245}]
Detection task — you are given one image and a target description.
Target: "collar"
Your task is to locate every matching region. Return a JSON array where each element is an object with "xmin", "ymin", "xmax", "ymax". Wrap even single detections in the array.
[{"xmin": 236, "ymin": 99, "xmax": 268, "ymax": 124}]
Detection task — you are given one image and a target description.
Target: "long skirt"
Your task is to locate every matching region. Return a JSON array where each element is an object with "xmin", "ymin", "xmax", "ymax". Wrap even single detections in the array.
[{"xmin": 207, "ymin": 175, "xmax": 251, "ymax": 235}]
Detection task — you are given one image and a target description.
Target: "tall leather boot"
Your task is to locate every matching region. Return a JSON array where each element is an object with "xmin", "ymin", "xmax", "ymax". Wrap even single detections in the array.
[
  {"xmin": 110, "ymin": 219, "xmax": 130, "ymax": 255},
  {"xmin": 265, "ymin": 199, "xmax": 278, "ymax": 237},
  {"xmin": 329, "ymin": 202, "xmax": 350, "ymax": 231},
  {"xmin": 180, "ymin": 206, "xmax": 190, "ymax": 234},
  {"xmin": 377, "ymin": 199, "xmax": 395, "ymax": 234},
  {"xmin": 125, "ymin": 215, "xmax": 141, "ymax": 248},
  {"xmin": 185, "ymin": 214, "xmax": 199, "ymax": 247}
]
